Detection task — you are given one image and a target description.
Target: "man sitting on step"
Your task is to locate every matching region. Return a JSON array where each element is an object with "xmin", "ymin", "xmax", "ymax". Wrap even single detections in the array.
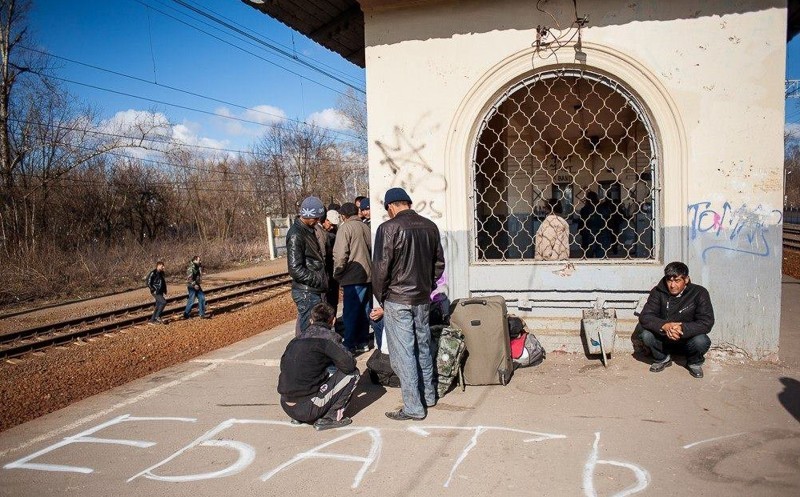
[{"xmin": 638, "ymin": 261, "xmax": 715, "ymax": 378}]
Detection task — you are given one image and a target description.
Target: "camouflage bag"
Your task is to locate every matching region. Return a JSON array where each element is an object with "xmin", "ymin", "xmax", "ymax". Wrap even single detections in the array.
[{"xmin": 431, "ymin": 325, "xmax": 466, "ymax": 398}]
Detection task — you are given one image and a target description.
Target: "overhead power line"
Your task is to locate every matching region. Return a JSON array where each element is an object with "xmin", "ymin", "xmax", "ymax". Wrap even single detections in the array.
[
  {"xmin": 168, "ymin": 0, "xmax": 365, "ymax": 93},
  {"xmin": 33, "ymin": 71, "xmax": 362, "ymax": 143},
  {"xmin": 19, "ymin": 45, "xmax": 359, "ymax": 141},
  {"xmin": 132, "ymin": 0, "xmax": 364, "ymax": 99}
]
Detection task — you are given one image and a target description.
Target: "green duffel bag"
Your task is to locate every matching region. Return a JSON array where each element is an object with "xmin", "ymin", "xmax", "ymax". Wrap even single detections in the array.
[{"xmin": 431, "ymin": 325, "xmax": 466, "ymax": 397}]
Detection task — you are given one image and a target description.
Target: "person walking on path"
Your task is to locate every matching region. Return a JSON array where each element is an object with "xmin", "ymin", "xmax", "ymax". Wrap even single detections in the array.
[
  {"xmin": 333, "ymin": 202, "xmax": 373, "ymax": 353},
  {"xmin": 278, "ymin": 302, "xmax": 360, "ymax": 431},
  {"xmin": 183, "ymin": 255, "xmax": 208, "ymax": 319},
  {"xmin": 372, "ymin": 187, "xmax": 445, "ymax": 421},
  {"xmin": 287, "ymin": 196, "xmax": 328, "ymax": 335},
  {"xmin": 146, "ymin": 261, "xmax": 168, "ymax": 324}
]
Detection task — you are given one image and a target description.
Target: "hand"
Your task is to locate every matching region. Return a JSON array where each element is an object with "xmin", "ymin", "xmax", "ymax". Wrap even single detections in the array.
[
  {"xmin": 194, "ymin": 284, "xmax": 200, "ymax": 291},
  {"xmin": 662, "ymin": 322, "xmax": 683, "ymax": 341},
  {"xmin": 370, "ymin": 307, "xmax": 384, "ymax": 321}
]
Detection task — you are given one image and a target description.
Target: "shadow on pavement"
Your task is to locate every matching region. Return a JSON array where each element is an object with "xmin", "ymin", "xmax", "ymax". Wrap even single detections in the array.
[
  {"xmin": 778, "ymin": 377, "xmax": 800, "ymax": 423},
  {"xmin": 345, "ymin": 370, "xmax": 387, "ymax": 418}
]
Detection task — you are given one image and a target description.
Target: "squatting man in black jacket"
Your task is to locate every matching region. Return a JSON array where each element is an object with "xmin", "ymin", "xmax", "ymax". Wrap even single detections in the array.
[
  {"xmin": 637, "ymin": 261, "xmax": 715, "ymax": 378},
  {"xmin": 277, "ymin": 302, "xmax": 360, "ymax": 431},
  {"xmin": 146, "ymin": 261, "xmax": 167, "ymax": 325}
]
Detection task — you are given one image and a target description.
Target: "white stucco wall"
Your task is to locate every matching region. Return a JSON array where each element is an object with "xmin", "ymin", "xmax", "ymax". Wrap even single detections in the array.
[{"xmin": 363, "ymin": 0, "xmax": 786, "ymax": 359}]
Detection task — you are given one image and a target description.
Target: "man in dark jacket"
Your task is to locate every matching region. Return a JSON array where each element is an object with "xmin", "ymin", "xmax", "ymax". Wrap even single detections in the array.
[
  {"xmin": 146, "ymin": 261, "xmax": 168, "ymax": 325},
  {"xmin": 278, "ymin": 303, "xmax": 360, "ymax": 431},
  {"xmin": 183, "ymin": 255, "xmax": 208, "ymax": 319},
  {"xmin": 373, "ymin": 187, "xmax": 445, "ymax": 421},
  {"xmin": 638, "ymin": 261, "xmax": 714, "ymax": 378},
  {"xmin": 287, "ymin": 196, "xmax": 328, "ymax": 336}
]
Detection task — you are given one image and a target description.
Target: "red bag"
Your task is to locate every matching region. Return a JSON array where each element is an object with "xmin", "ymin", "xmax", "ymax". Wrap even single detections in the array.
[{"xmin": 510, "ymin": 331, "xmax": 528, "ymax": 360}]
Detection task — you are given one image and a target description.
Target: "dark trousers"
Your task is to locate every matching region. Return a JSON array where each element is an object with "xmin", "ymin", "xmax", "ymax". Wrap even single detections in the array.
[
  {"xmin": 292, "ymin": 288, "xmax": 323, "ymax": 336},
  {"xmin": 280, "ymin": 369, "xmax": 360, "ymax": 423},
  {"xmin": 342, "ymin": 284, "xmax": 371, "ymax": 349},
  {"xmin": 639, "ymin": 326, "xmax": 711, "ymax": 365},
  {"xmin": 325, "ymin": 279, "xmax": 340, "ymax": 314},
  {"xmin": 151, "ymin": 294, "xmax": 167, "ymax": 321}
]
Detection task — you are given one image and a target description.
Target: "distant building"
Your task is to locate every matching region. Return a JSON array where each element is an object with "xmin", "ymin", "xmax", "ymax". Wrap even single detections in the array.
[{"xmin": 246, "ymin": 0, "xmax": 795, "ymax": 360}]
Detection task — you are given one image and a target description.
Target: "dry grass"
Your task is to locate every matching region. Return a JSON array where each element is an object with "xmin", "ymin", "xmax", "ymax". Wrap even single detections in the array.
[{"xmin": 0, "ymin": 239, "xmax": 268, "ymax": 308}]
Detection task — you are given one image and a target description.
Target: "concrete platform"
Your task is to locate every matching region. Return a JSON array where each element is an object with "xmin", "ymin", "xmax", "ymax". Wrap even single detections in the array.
[{"xmin": 0, "ymin": 281, "xmax": 799, "ymax": 496}]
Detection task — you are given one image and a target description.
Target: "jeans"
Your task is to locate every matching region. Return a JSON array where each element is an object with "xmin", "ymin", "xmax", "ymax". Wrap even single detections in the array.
[
  {"xmin": 384, "ymin": 300, "xmax": 436, "ymax": 418},
  {"xmin": 342, "ymin": 284, "xmax": 371, "ymax": 349},
  {"xmin": 292, "ymin": 288, "xmax": 323, "ymax": 336},
  {"xmin": 184, "ymin": 286, "xmax": 206, "ymax": 318},
  {"xmin": 639, "ymin": 326, "xmax": 711, "ymax": 365},
  {"xmin": 371, "ymin": 317, "xmax": 384, "ymax": 350},
  {"xmin": 280, "ymin": 369, "xmax": 360, "ymax": 423},
  {"xmin": 151, "ymin": 293, "xmax": 167, "ymax": 321}
]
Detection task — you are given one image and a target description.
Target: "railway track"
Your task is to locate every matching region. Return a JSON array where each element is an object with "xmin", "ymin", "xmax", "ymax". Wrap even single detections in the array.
[
  {"xmin": 0, "ymin": 272, "xmax": 292, "ymax": 360},
  {"xmin": 785, "ymin": 223, "xmax": 800, "ymax": 251}
]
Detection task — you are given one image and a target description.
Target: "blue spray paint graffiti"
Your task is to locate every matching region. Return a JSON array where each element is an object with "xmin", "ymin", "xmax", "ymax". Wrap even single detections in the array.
[{"xmin": 687, "ymin": 201, "xmax": 783, "ymax": 260}]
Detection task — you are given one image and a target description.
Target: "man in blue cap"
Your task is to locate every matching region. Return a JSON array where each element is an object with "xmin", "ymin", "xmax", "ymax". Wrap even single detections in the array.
[
  {"xmin": 287, "ymin": 196, "xmax": 329, "ymax": 336},
  {"xmin": 373, "ymin": 187, "xmax": 445, "ymax": 420},
  {"xmin": 359, "ymin": 198, "xmax": 371, "ymax": 227}
]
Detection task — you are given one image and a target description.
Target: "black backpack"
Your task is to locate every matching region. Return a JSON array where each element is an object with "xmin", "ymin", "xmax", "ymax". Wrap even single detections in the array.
[{"xmin": 366, "ymin": 349, "xmax": 401, "ymax": 388}]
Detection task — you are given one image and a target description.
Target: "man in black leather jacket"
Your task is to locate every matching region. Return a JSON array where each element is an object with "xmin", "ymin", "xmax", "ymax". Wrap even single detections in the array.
[
  {"xmin": 287, "ymin": 196, "xmax": 328, "ymax": 336},
  {"xmin": 146, "ymin": 261, "xmax": 167, "ymax": 324},
  {"xmin": 638, "ymin": 261, "xmax": 715, "ymax": 378},
  {"xmin": 373, "ymin": 187, "xmax": 445, "ymax": 421}
]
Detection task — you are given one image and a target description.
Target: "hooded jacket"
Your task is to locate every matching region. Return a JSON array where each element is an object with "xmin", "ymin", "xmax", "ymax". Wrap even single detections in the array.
[
  {"xmin": 286, "ymin": 217, "xmax": 328, "ymax": 293},
  {"xmin": 639, "ymin": 277, "xmax": 715, "ymax": 339}
]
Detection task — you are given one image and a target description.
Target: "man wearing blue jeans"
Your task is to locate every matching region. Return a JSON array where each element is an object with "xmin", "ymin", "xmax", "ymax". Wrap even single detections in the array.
[
  {"xmin": 287, "ymin": 196, "xmax": 328, "ymax": 336},
  {"xmin": 183, "ymin": 255, "xmax": 208, "ymax": 319},
  {"xmin": 372, "ymin": 187, "xmax": 445, "ymax": 421},
  {"xmin": 333, "ymin": 202, "xmax": 373, "ymax": 353}
]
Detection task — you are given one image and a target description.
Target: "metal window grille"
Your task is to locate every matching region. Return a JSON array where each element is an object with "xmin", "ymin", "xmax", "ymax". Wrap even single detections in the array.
[{"xmin": 472, "ymin": 68, "xmax": 659, "ymax": 262}]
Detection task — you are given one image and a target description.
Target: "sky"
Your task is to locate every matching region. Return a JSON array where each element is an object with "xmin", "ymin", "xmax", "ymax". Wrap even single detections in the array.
[
  {"xmin": 25, "ymin": 1, "xmax": 800, "ymax": 153},
  {"xmin": 26, "ymin": 0, "xmax": 366, "ymax": 154}
]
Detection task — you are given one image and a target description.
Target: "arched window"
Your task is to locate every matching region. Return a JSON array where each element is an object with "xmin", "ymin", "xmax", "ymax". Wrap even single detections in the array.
[{"xmin": 472, "ymin": 68, "xmax": 659, "ymax": 262}]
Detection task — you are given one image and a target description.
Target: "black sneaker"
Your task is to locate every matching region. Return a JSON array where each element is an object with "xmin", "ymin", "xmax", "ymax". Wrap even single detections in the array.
[
  {"xmin": 200, "ymin": 315, "xmax": 212, "ymax": 319},
  {"xmin": 649, "ymin": 355, "xmax": 672, "ymax": 373},
  {"xmin": 355, "ymin": 344, "xmax": 371, "ymax": 354},
  {"xmin": 313, "ymin": 417, "xmax": 352, "ymax": 431},
  {"xmin": 290, "ymin": 418, "xmax": 303, "ymax": 425},
  {"xmin": 385, "ymin": 409, "xmax": 425, "ymax": 421},
  {"xmin": 687, "ymin": 364, "xmax": 704, "ymax": 378}
]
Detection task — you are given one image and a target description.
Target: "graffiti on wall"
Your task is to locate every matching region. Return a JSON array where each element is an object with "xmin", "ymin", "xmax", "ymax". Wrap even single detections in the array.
[
  {"xmin": 375, "ymin": 118, "xmax": 448, "ymax": 219},
  {"xmin": 687, "ymin": 201, "xmax": 783, "ymax": 260}
]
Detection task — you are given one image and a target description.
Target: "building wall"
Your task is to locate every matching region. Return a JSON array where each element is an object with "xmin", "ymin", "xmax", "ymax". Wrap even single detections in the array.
[{"xmin": 363, "ymin": 0, "xmax": 786, "ymax": 359}]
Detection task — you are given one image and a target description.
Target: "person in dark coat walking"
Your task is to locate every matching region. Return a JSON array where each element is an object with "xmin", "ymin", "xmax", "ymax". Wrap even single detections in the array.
[
  {"xmin": 638, "ymin": 261, "xmax": 715, "ymax": 378},
  {"xmin": 183, "ymin": 255, "xmax": 208, "ymax": 319},
  {"xmin": 146, "ymin": 261, "xmax": 168, "ymax": 324}
]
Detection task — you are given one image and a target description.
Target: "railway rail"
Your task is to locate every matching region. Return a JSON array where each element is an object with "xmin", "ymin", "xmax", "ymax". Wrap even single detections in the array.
[
  {"xmin": 785, "ymin": 223, "xmax": 800, "ymax": 251},
  {"xmin": 0, "ymin": 272, "xmax": 292, "ymax": 360}
]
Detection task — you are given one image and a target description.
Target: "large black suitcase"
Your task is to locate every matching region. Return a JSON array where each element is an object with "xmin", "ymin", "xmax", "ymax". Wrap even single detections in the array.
[{"xmin": 449, "ymin": 296, "xmax": 513, "ymax": 385}]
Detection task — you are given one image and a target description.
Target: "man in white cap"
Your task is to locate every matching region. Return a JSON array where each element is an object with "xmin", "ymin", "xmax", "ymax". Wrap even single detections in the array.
[
  {"xmin": 322, "ymin": 209, "xmax": 340, "ymax": 312},
  {"xmin": 287, "ymin": 196, "xmax": 328, "ymax": 335}
]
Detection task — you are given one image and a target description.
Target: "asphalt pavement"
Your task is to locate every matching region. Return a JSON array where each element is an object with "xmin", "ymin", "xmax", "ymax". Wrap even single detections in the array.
[{"xmin": 0, "ymin": 278, "xmax": 798, "ymax": 496}]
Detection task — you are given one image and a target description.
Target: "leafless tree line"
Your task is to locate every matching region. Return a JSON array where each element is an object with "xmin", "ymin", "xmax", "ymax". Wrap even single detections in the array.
[{"xmin": 0, "ymin": 0, "xmax": 368, "ymax": 304}]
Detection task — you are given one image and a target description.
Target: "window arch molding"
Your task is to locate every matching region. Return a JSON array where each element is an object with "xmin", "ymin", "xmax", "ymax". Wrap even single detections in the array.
[{"xmin": 443, "ymin": 42, "xmax": 688, "ymax": 294}]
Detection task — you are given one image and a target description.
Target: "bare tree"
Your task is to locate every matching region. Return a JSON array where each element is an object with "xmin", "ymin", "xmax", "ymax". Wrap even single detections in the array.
[{"xmin": 336, "ymin": 87, "xmax": 368, "ymax": 198}]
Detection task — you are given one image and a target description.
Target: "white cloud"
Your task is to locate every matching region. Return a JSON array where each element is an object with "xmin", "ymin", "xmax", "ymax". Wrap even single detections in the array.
[
  {"xmin": 214, "ymin": 104, "xmax": 286, "ymax": 137},
  {"xmin": 307, "ymin": 108, "xmax": 350, "ymax": 131},
  {"xmin": 171, "ymin": 121, "xmax": 229, "ymax": 151}
]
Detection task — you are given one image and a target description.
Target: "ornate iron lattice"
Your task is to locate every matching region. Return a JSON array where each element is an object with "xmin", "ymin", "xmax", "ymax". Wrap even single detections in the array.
[{"xmin": 472, "ymin": 68, "xmax": 658, "ymax": 262}]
